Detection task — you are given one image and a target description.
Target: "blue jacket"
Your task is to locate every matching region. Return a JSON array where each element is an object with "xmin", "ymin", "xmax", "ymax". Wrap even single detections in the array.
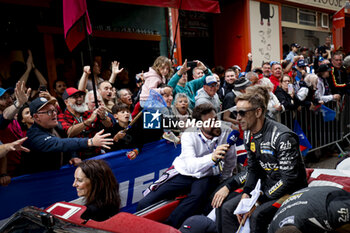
[{"xmin": 21, "ymin": 123, "xmax": 89, "ymax": 174}]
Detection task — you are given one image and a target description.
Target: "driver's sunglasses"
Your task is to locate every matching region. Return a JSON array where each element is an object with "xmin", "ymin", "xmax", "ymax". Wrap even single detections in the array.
[{"xmin": 235, "ymin": 108, "xmax": 257, "ymax": 117}]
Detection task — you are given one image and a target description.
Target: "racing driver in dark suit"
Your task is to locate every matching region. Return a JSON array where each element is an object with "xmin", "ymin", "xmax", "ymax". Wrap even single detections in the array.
[{"xmin": 221, "ymin": 85, "xmax": 307, "ymax": 233}]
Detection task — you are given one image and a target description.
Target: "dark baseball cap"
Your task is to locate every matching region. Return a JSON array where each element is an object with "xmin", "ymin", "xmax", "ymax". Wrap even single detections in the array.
[
  {"xmin": 30, "ymin": 97, "xmax": 57, "ymax": 116},
  {"xmin": 297, "ymin": 59, "xmax": 307, "ymax": 67},
  {"xmin": 300, "ymin": 47, "xmax": 309, "ymax": 52},
  {"xmin": 317, "ymin": 64, "xmax": 332, "ymax": 73},
  {"xmin": 0, "ymin": 87, "xmax": 14, "ymax": 97},
  {"xmin": 179, "ymin": 215, "xmax": 217, "ymax": 233},
  {"xmin": 62, "ymin": 87, "xmax": 86, "ymax": 100},
  {"xmin": 291, "ymin": 43, "xmax": 301, "ymax": 48}
]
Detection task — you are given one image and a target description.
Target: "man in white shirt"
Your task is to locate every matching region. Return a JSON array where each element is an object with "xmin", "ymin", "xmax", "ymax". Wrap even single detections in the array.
[{"xmin": 137, "ymin": 103, "xmax": 236, "ymax": 228}]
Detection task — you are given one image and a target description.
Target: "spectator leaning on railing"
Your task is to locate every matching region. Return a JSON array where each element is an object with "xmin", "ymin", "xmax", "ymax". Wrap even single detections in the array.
[
  {"xmin": 315, "ymin": 64, "xmax": 341, "ymax": 103},
  {"xmin": 329, "ymin": 52, "xmax": 349, "ymax": 96},
  {"xmin": 21, "ymin": 97, "xmax": 113, "ymax": 174}
]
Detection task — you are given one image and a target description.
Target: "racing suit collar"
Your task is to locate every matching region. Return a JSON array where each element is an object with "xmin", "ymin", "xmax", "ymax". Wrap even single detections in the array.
[{"xmin": 251, "ymin": 117, "xmax": 267, "ymax": 139}]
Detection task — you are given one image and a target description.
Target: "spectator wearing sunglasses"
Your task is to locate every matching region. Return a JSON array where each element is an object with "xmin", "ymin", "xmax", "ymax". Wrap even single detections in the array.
[
  {"xmin": 220, "ymin": 85, "xmax": 307, "ymax": 233},
  {"xmin": 21, "ymin": 97, "xmax": 113, "ymax": 174}
]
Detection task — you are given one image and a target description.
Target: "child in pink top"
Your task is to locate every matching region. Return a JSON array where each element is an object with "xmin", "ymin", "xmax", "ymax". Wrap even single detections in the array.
[{"xmin": 139, "ymin": 56, "xmax": 173, "ymax": 107}]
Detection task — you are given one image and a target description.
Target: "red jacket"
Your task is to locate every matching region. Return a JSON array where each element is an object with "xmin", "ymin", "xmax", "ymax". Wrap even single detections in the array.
[{"xmin": 270, "ymin": 75, "xmax": 280, "ymax": 93}]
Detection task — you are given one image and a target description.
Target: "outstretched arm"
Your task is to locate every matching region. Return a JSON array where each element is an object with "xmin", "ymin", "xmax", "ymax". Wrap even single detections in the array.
[
  {"xmin": 78, "ymin": 66, "xmax": 90, "ymax": 91},
  {"xmin": 245, "ymin": 53, "xmax": 253, "ymax": 72},
  {"xmin": 18, "ymin": 50, "xmax": 33, "ymax": 85},
  {"xmin": 109, "ymin": 61, "xmax": 124, "ymax": 84},
  {"xmin": 0, "ymin": 137, "xmax": 30, "ymax": 159},
  {"xmin": 284, "ymin": 55, "xmax": 301, "ymax": 74},
  {"xmin": 32, "ymin": 65, "xmax": 48, "ymax": 86}
]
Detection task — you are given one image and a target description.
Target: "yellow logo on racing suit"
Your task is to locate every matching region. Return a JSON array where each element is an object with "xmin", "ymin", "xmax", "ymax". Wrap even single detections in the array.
[{"xmin": 250, "ymin": 142, "xmax": 256, "ymax": 152}]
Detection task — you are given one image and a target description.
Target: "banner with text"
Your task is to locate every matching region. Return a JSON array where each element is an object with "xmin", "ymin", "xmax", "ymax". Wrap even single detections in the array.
[{"xmin": 0, "ymin": 140, "xmax": 180, "ymax": 220}]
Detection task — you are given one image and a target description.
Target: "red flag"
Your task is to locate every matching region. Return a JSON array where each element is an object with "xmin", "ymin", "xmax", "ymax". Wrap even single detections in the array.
[
  {"xmin": 63, "ymin": 0, "xmax": 92, "ymax": 51},
  {"xmin": 333, "ymin": 8, "xmax": 345, "ymax": 29}
]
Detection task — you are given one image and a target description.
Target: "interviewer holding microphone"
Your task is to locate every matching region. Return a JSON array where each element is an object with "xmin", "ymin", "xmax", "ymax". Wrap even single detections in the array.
[{"xmin": 137, "ymin": 103, "xmax": 237, "ymax": 228}]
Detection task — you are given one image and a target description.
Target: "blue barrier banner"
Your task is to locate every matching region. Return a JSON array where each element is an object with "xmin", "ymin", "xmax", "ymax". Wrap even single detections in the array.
[
  {"xmin": 0, "ymin": 140, "xmax": 181, "ymax": 220},
  {"xmin": 293, "ymin": 120, "xmax": 312, "ymax": 156}
]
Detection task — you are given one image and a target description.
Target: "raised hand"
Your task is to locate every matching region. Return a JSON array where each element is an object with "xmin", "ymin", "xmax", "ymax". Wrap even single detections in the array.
[
  {"xmin": 111, "ymin": 61, "xmax": 124, "ymax": 75},
  {"xmin": 15, "ymin": 81, "xmax": 31, "ymax": 106},
  {"xmin": 178, "ymin": 59, "xmax": 191, "ymax": 76}
]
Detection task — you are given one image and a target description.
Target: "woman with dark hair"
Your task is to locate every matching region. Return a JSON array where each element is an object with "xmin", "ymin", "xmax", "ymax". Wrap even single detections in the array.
[
  {"xmin": 72, "ymin": 159, "xmax": 121, "ymax": 221},
  {"xmin": 17, "ymin": 103, "xmax": 33, "ymax": 136},
  {"xmin": 275, "ymin": 75, "xmax": 299, "ymax": 111}
]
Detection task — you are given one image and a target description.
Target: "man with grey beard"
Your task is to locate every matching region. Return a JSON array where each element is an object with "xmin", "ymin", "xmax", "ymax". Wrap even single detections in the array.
[{"xmin": 58, "ymin": 87, "xmax": 112, "ymax": 159}]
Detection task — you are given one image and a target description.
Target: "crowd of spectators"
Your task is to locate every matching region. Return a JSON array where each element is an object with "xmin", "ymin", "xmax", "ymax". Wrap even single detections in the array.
[
  {"xmin": 0, "ymin": 39, "xmax": 350, "ymax": 230},
  {"xmin": 0, "ymin": 42, "xmax": 349, "ymax": 181}
]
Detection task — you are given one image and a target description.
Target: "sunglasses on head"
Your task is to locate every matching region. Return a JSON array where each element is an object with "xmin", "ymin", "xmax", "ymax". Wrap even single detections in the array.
[
  {"xmin": 234, "ymin": 108, "xmax": 257, "ymax": 117},
  {"xmin": 270, "ymin": 61, "xmax": 280, "ymax": 66}
]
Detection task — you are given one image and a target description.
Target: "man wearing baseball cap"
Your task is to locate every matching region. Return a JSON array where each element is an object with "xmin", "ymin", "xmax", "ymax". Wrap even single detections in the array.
[
  {"xmin": 195, "ymin": 75, "xmax": 221, "ymax": 112},
  {"xmin": 58, "ymin": 87, "xmax": 112, "ymax": 159},
  {"xmin": 222, "ymin": 77, "xmax": 252, "ymax": 126},
  {"xmin": 21, "ymin": 97, "xmax": 113, "ymax": 174},
  {"xmin": 295, "ymin": 59, "xmax": 307, "ymax": 81},
  {"xmin": 285, "ymin": 43, "xmax": 301, "ymax": 62}
]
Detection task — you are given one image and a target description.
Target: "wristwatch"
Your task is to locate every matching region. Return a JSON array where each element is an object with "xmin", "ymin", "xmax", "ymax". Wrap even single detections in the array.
[{"xmin": 14, "ymin": 100, "xmax": 21, "ymax": 109}]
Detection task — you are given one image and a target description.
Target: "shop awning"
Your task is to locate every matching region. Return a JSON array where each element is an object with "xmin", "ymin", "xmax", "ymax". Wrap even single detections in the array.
[{"xmin": 100, "ymin": 0, "xmax": 220, "ymax": 13}]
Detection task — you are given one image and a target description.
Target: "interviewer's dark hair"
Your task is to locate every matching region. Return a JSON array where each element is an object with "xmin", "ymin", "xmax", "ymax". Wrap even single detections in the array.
[
  {"xmin": 192, "ymin": 103, "xmax": 216, "ymax": 121},
  {"xmin": 78, "ymin": 160, "xmax": 121, "ymax": 212}
]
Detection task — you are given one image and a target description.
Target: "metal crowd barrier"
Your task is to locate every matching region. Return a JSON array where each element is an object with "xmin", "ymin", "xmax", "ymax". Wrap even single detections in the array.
[{"xmin": 280, "ymin": 95, "xmax": 350, "ymax": 155}]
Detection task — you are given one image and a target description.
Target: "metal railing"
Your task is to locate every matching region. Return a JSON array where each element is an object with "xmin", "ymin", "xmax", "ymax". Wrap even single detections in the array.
[{"xmin": 279, "ymin": 95, "xmax": 350, "ymax": 155}]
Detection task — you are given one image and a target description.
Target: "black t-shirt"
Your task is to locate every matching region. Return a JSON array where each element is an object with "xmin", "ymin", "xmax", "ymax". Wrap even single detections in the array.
[
  {"xmin": 222, "ymin": 91, "xmax": 237, "ymax": 119},
  {"xmin": 106, "ymin": 121, "xmax": 144, "ymax": 152}
]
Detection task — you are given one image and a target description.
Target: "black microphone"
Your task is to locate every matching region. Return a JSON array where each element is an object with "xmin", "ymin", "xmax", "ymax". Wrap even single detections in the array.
[{"xmin": 217, "ymin": 130, "xmax": 240, "ymax": 171}]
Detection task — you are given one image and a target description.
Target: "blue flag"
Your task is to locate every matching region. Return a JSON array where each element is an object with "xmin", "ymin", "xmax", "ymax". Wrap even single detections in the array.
[
  {"xmin": 293, "ymin": 120, "xmax": 312, "ymax": 156},
  {"xmin": 320, "ymin": 105, "xmax": 336, "ymax": 122},
  {"xmin": 144, "ymin": 90, "xmax": 167, "ymax": 111}
]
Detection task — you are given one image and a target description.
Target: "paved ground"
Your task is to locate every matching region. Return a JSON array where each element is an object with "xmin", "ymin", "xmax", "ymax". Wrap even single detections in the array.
[
  {"xmin": 305, "ymin": 146, "xmax": 349, "ymax": 169},
  {"xmin": 307, "ymin": 156, "xmax": 340, "ymax": 169}
]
